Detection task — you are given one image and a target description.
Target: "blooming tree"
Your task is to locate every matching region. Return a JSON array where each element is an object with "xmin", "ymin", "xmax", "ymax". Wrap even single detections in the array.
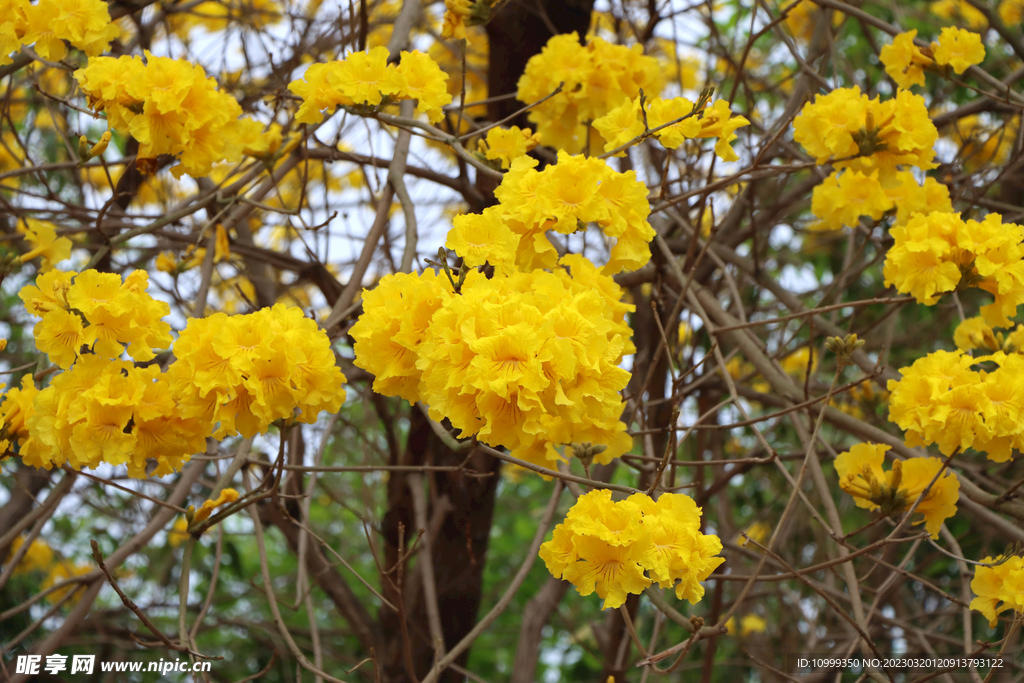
[{"xmin": 2, "ymin": 0, "xmax": 1024, "ymax": 681}]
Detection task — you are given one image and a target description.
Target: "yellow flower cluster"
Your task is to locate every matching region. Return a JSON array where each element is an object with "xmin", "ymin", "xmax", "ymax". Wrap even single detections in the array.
[
  {"xmin": 835, "ymin": 443, "xmax": 959, "ymax": 538},
  {"xmin": 780, "ymin": 0, "xmax": 842, "ymax": 41},
  {"xmin": 796, "ymin": 87, "xmax": 942, "ymax": 231},
  {"xmin": 352, "ymin": 254, "xmax": 635, "ymax": 468},
  {"xmin": 7, "ymin": 536, "xmax": 53, "ymax": 574},
  {"xmin": 539, "ymin": 490, "xmax": 724, "ymax": 609},
  {"xmin": 288, "ymin": 46, "xmax": 452, "ymax": 124},
  {"xmin": 351, "ymin": 150, "xmax": 652, "ymax": 468},
  {"xmin": 440, "ymin": 0, "xmax": 483, "ymax": 40},
  {"xmin": 516, "ymin": 33, "xmax": 666, "ymax": 154},
  {"xmin": 593, "ymin": 96, "xmax": 750, "ymax": 161},
  {"xmin": 887, "ymin": 349, "xmax": 1024, "ymax": 462},
  {"xmin": 11, "ymin": 272, "xmax": 190, "ymax": 476},
  {"xmin": 954, "ymin": 316, "xmax": 1024, "ymax": 355},
  {"xmin": 971, "ymin": 555, "xmax": 1024, "ymax": 627},
  {"xmin": 810, "ymin": 169, "xmax": 953, "ymax": 231},
  {"xmin": 881, "ymin": 28, "xmax": 985, "ymax": 89},
  {"xmin": 883, "ymin": 212, "xmax": 1024, "ymax": 323},
  {"xmin": 453, "ymin": 152, "xmax": 653, "ymax": 274},
  {"xmin": 168, "ymin": 304, "xmax": 347, "ymax": 439},
  {"xmin": 477, "ymin": 126, "xmax": 540, "ymax": 170},
  {"xmin": 0, "ymin": 375, "xmax": 37, "ymax": 455},
  {"xmin": 74, "ymin": 52, "xmax": 275, "ymax": 178},
  {"xmin": 794, "ymin": 87, "xmax": 937, "ymax": 179},
  {"xmin": 4, "ymin": 270, "xmax": 346, "ymax": 477},
  {"xmin": 22, "ymin": 355, "xmax": 207, "ymax": 477},
  {"xmin": 0, "ymin": 0, "xmax": 119, "ymax": 66},
  {"xmin": 20, "ymin": 270, "xmax": 172, "ymax": 369}
]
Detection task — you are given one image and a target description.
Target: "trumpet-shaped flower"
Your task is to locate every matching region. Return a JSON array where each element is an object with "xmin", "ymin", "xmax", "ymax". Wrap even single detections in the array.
[
  {"xmin": 835, "ymin": 443, "xmax": 959, "ymax": 538},
  {"xmin": 971, "ymin": 555, "xmax": 1024, "ymax": 627}
]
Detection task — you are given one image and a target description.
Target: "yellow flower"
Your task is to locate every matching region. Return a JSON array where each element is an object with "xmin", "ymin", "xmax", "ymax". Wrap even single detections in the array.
[
  {"xmin": 1000, "ymin": 0, "xmax": 1024, "ymax": 24},
  {"xmin": 811, "ymin": 170, "xmax": 893, "ymax": 231},
  {"xmin": 42, "ymin": 560, "xmax": 91, "ymax": 607},
  {"xmin": 518, "ymin": 34, "xmax": 665, "ymax": 154},
  {"xmin": 447, "ymin": 212, "xmax": 519, "ymax": 269},
  {"xmin": 193, "ymin": 488, "xmax": 240, "ymax": 523},
  {"xmin": 882, "ymin": 211, "xmax": 964, "ymax": 305},
  {"xmin": 835, "ymin": 443, "xmax": 959, "ymax": 538},
  {"xmin": 880, "ymin": 30, "xmax": 930, "ymax": 89},
  {"xmin": 738, "ymin": 520, "xmax": 770, "ymax": 548},
  {"xmin": 954, "ymin": 317, "xmax": 1000, "ymax": 353},
  {"xmin": 727, "ymin": 614, "xmax": 768, "ymax": 636},
  {"xmin": 395, "ymin": 50, "xmax": 452, "ymax": 123},
  {"xmin": 478, "ymin": 126, "xmax": 540, "ymax": 169},
  {"xmin": 563, "ymin": 535, "xmax": 653, "ymax": 610},
  {"xmin": 19, "ymin": 269, "xmax": 74, "ymax": 317},
  {"xmin": 647, "ymin": 96, "xmax": 701, "ymax": 149},
  {"xmin": 884, "ymin": 172, "xmax": 953, "ymax": 227},
  {"xmin": 19, "ymin": 219, "xmax": 72, "ymax": 272},
  {"xmin": 441, "ymin": 0, "xmax": 471, "ymax": 40},
  {"xmin": 214, "ymin": 224, "xmax": 231, "ymax": 263},
  {"xmin": 22, "ymin": 0, "xmax": 119, "ymax": 61},
  {"xmin": 696, "ymin": 99, "xmax": 750, "ymax": 162},
  {"xmin": 782, "ymin": 0, "xmax": 841, "ymax": 41},
  {"xmin": 168, "ymin": 517, "xmax": 189, "ymax": 548},
  {"xmin": 170, "ymin": 304, "xmax": 346, "ymax": 439},
  {"xmin": 349, "ymin": 270, "xmax": 453, "ymax": 403},
  {"xmin": 678, "ymin": 321, "xmax": 693, "ymax": 346},
  {"xmin": 780, "ymin": 347, "xmax": 817, "ymax": 377},
  {"xmin": 334, "ymin": 46, "xmax": 403, "ymax": 106},
  {"xmin": 33, "ymin": 309, "xmax": 86, "ymax": 369},
  {"xmin": 592, "ymin": 97, "xmax": 645, "ymax": 155},
  {"xmin": 932, "ymin": 27, "xmax": 985, "ymax": 74},
  {"xmin": 75, "ymin": 52, "xmax": 262, "ymax": 179},
  {"xmin": 793, "ymin": 87, "xmax": 937, "ymax": 182},
  {"xmin": 156, "ymin": 250, "xmax": 178, "ymax": 273},
  {"xmin": 541, "ymin": 490, "xmax": 723, "ymax": 609},
  {"xmin": 970, "ymin": 555, "xmax": 1024, "ymax": 627},
  {"xmin": 886, "ymin": 349, "xmax": 1009, "ymax": 457},
  {"xmin": 6, "ymin": 536, "xmax": 54, "ymax": 575}
]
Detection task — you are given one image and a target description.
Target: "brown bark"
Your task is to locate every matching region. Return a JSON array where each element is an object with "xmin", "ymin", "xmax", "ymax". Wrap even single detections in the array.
[{"xmin": 378, "ymin": 408, "xmax": 501, "ymax": 683}]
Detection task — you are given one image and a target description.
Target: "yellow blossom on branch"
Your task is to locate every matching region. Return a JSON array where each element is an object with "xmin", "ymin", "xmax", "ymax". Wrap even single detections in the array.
[
  {"xmin": 288, "ymin": 47, "xmax": 452, "ymax": 124},
  {"xmin": 192, "ymin": 488, "xmax": 240, "ymax": 523},
  {"xmin": 932, "ymin": 26, "xmax": 985, "ymax": 74},
  {"xmin": 971, "ymin": 555, "xmax": 1024, "ymax": 627},
  {"xmin": 477, "ymin": 126, "xmax": 540, "ymax": 169},
  {"xmin": 880, "ymin": 30, "xmax": 930, "ymax": 89},
  {"xmin": 834, "ymin": 443, "xmax": 959, "ymax": 538},
  {"xmin": 539, "ymin": 490, "xmax": 724, "ymax": 609},
  {"xmin": 517, "ymin": 33, "xmax": 665, "ymax": 154},
  {"xmin": 18, "ymin": 219, "xmax": 72, "ymax": 272},
  {"xmin": 793, "ymin": 86, "xmax": 937, "ymax": 183}
]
